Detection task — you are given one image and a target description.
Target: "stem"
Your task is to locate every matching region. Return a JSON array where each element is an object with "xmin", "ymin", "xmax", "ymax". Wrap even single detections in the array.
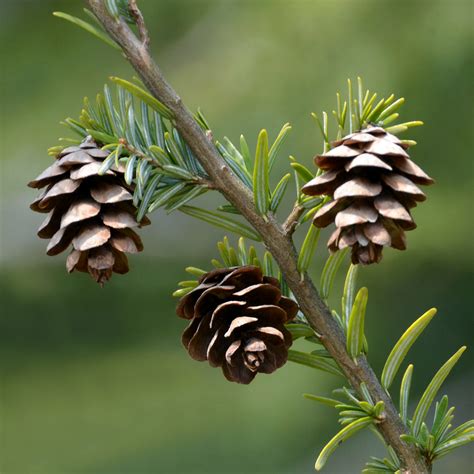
[
  {"xmin": 128, "ymin": 0, "xmax": 149, "ymax": 48},
  {"xmin": 282, "ymin": 203, "xmax": 304, "ymax": 236},
  {"xmin": 119, "ymin": 138, "xmax": 215, "ymax": 189},
  {"xmin": 86, "ymin": 2, "xmax": 430, "ymax": 471}
]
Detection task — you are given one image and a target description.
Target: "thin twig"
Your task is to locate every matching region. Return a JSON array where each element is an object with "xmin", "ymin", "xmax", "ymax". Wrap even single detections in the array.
[
  {"xmin": 282, "ymin": 203, "xmax": 304, "ymax": 236},
  {"xmin": 129, "ymin": 0, "xmax": 149, "ymax": 49},
  {"xmin": 119, "ymin": 138, "xmax": 216, "ymax": 189},
  {"xmin": 85, "ymin": 1, "xmax": 430, "ymax": 471}
]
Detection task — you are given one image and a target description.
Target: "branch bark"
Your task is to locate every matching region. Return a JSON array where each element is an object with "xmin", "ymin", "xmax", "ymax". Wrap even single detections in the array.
[{"xmin": 86, "ymin": 2, "xmax": 430, "ymax": 472}]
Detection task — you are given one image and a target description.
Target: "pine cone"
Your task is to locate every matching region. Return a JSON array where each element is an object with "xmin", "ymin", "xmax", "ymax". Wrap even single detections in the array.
[
  {"xmin": 302, "ymin": 126, "xmax": 434, "ymax": 265},
  {"xmin": 176, "ymin": 266, "xmax": 298, "ymax": 384},
  {"xmin": 28, "ymin": 136, "xmax": 149, "ymax": 285}
]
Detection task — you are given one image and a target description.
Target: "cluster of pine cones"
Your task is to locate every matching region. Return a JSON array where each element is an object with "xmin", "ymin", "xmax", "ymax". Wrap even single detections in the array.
[{"xmin": 29, "ymin": 124, "xmax": 433, "ymax": 384}]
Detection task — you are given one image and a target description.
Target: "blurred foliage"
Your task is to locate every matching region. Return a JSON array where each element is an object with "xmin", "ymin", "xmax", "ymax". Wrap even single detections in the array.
[{"xmin": 0, "ymin": 0, "xmax": 472, "ymax": 472}]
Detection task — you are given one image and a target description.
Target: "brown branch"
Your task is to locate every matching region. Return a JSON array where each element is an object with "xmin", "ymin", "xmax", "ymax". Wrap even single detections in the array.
[{"xmin": 85, "ymin": 1, "xmax": 430, "ymax": 472}]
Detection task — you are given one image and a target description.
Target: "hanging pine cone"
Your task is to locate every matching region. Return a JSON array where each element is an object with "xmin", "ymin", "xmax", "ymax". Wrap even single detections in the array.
[
  {"xmin": 28, "ymin": 136, "xmax": 149, "ymax": 285},
  {"xmin": 176, "ymin": 266, "xmax": 298, "ymax": 384},
  {"xmin": 302, "ymin": 125, "xmax": 434, "ymax": 265}
]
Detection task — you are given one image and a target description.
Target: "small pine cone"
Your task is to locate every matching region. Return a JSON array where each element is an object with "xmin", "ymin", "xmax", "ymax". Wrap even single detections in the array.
[
  {"xmin": 302, "ymin": 126, "xmax": 434, "ymax": 265},
  {"xmin": 28, "ymin": 136, "xmax": 150, "ymax": 285},
  {"xmin": 176, "ymin": 266, "xmax": 299, "ymax": 384}
]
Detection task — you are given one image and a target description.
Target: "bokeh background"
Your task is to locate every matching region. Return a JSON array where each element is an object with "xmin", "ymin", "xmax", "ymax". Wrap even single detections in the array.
[{"xmin": 1, "ymin": 1, "xmax": 473, "ymax": 473}]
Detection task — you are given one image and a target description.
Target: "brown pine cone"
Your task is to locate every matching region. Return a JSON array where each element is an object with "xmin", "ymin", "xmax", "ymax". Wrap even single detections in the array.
[
  {"xmin": 176, "ymin": 266, "xmax": 299, "ymax": 384},
  {"xmin": 302, "ymin": 125, "xmax": 434, "ymax": 265},
  {"xmin": 28, "ymin": 136, "xmax": 149, "ymax": 285}
]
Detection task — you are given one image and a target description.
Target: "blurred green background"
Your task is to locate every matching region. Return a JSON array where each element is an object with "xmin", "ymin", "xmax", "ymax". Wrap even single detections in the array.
[{"xmin": 1, "ymin": 1, "xmax": 472, "ymax": 473}]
